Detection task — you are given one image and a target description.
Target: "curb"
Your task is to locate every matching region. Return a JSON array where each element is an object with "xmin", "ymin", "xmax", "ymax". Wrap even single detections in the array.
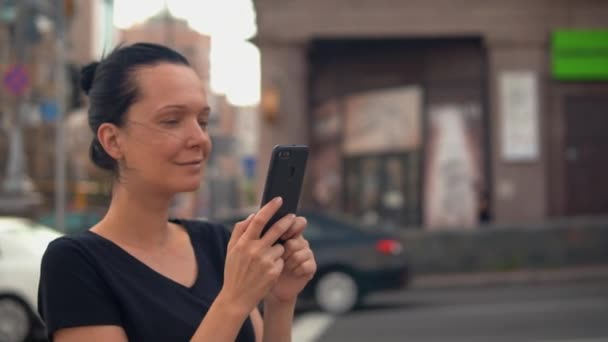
[{"xmin": 411, "ymin": 264, "xmax": 608, "ymax": 289}]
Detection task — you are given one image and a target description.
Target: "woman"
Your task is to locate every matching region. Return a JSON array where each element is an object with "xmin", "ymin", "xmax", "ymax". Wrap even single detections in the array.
[{"xmin": 38, "ymin": 42, "xmax": 316, "ymax": 342}]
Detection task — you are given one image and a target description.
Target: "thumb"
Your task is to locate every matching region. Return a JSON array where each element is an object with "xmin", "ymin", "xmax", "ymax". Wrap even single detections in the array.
[{"xmin": 228, "ymin": 213, "xmax": 255, "ymax": 250}]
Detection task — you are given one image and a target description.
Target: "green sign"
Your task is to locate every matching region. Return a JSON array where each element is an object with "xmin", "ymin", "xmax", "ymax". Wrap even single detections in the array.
[{"xmin": 552, "ymin": 30, "xmax": 608, "ymax": 81}]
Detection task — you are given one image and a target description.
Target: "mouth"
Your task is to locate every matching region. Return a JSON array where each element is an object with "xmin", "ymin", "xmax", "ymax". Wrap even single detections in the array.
[{"xmin": 175, "ymin": 160, "xmax": 203, "ymax": 166}]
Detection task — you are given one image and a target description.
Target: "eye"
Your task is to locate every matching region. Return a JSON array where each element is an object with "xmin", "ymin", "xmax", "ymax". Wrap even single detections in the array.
[
  {"xmin": 161, "ymin": 119, "xmax": 180, "ymax": 126},
  {"xmin": 198, "ymin": 120, "xmax": 209, "ymax": 130}
]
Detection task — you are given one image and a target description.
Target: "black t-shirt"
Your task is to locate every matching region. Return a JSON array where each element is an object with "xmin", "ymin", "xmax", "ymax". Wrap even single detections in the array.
[{"xmin": 37, "ymin": 219, "xmax": 255, "ymax": 341}]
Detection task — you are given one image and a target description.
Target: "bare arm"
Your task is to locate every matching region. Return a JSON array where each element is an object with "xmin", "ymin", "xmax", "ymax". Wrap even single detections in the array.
[
  {"xmin": 262, "ymin": 297, "xmax": 297, "ymax": 342},
  {"xmin": 54, "ymin": 326, "xmax": 128, "ymax": 342},
  {"xmin": 190, "ymin": 293, "xmax": 253, "ymax": 341},
  {"xmin": 193, "ymin": 199, "xmax": 295, "ymax": 341},
  {"xmin": 250, "ymin": 307, "xmax": 265, "ymax": 342},
  {"xmin": 262, "ymin": 218, "xmax": 317, "ymax": 342}
]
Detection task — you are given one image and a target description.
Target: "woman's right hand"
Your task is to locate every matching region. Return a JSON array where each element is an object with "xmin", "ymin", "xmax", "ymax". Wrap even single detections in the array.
[{"xmin": 218, "ymin": 197, "xmax": 296, "ymax": 316}]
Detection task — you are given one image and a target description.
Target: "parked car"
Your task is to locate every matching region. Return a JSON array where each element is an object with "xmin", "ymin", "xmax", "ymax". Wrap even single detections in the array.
[
  {"xmin": 0, "ymin": 217, "xmax": 62, "ymax": 342},
  {"xmin": 217, "ymin": 210, "xmax": 410, "ymax": 314}
]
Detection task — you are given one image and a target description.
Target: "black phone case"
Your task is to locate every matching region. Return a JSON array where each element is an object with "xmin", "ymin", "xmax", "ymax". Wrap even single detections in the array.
[{"xmin": 260, "ymin": 145, "xmax": 309, "ymax": 240}]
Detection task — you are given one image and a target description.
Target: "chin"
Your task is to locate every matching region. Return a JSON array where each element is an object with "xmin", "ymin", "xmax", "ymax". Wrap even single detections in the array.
[
  {"xmin": 162, "ymin": 168, "xmax": 204, "ymax": 193},
  {"xmin": 176, "ymin": 181, "xmax": 201, "ymax": 193}
]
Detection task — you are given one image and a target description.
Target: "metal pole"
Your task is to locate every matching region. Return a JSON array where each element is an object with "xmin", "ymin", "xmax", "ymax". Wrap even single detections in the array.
[
  {"xmin": 164, "ymin": 0, "xmax": 172, "ymax": 47},
  {"xmin": 2, "ymin": 0, "xmax": 31, "ymax": 194},
  {"xmin": 54, "ymin": 0, "xmax": 66, "ymax": 232}
]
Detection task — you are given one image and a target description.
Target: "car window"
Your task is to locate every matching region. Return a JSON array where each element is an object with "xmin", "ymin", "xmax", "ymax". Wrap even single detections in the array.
[
  {"xmin": 303, "ymin": 217, "xmax": 354, "ymax": 240},
  {"xmin": 303, "ymin": 220, "xmax": 324, "ymax": 239}
]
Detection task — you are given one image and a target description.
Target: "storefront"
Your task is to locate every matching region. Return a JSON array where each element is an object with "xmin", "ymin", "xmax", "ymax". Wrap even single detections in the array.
[
  {"xmin": 547, "ymin": 30, "xmax": 608, "ymax": 217},
  {"xmin": 307, "ymin": 39, "xmax": 489, "ymax": 230}
]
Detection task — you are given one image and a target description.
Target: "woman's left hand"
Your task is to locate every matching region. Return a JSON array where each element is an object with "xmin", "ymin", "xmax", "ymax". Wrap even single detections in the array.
[{"xmin": 268, "ymin": 216, "xmax": 317, "ymax": 303}]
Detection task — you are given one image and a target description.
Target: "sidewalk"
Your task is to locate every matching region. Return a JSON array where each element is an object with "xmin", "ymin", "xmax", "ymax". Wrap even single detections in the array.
[{"xmin": 411, "ymin": 264, "xmax": 608, "ymax": 289}]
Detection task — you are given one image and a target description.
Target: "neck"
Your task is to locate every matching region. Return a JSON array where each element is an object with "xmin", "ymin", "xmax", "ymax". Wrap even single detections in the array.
[{"xmin": 98, "ymin": 181, "xmax": 174, "ymax": 248}]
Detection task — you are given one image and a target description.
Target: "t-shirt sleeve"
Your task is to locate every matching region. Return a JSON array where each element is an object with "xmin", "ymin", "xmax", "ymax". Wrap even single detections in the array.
[{"xmin": 38, "ymin": 237, "xmax": 122, "ymax": 339}]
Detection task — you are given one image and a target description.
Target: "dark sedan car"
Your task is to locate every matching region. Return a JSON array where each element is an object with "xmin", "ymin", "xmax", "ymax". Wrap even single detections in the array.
[{"xmin": 217, "ymin": 210, "xmax": 410, "ymax": 314}]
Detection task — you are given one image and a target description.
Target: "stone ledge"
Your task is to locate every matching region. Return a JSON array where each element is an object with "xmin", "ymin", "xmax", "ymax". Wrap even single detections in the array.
[{"xmin": 400, "ymin": 217, "xmax": 608, "ymax": 274}]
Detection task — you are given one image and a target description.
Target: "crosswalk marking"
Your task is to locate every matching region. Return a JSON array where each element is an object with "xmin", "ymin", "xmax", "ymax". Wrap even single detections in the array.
[{"xmin": 292, "ymin": 313, "xmax": 335, "ymax": 342}]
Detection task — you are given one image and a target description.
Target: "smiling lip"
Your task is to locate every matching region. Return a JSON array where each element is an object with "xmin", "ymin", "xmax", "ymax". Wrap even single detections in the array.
[{"xmin": 175, "ymin": 160, "xmax": 203, "ymax": 166}]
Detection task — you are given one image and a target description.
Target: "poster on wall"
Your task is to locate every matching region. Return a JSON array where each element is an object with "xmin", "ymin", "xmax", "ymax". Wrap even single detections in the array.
[
  {"xmin": 310, "ymin": 99, "xmax": 343, "ymax": 211},
  {"xmin": 424, "ymin": 104, "xmax": 484, "ymax": 230},
  {"xmin": 313, "ymin": 99, "xmax": 341, "ymax": 143},
  {"xmin": 500, "ymin": 71, "xmax": 540, "ymax": 161},
  {"xmin": 343, "ymin": 86, "xmax": 422, "ymax": 155},
  {"xmin": 311, "ymin": 144, "xmax": 342, "ymax": 211}
]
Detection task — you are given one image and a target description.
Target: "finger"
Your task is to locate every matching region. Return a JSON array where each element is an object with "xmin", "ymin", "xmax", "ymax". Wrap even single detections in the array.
[
  {"xmin": 261, "ymin": 214, "xmax": 297, "ymax": 247},
  {"xmin": 280, "ymin": 216, "xmax": 307, "ymax": 241},
  {"xmin": 243, "ymin": 197, "xmax": 283, "ymax": 240},
  {"xmin": 267, "ymin": 244, "xmax": 286, "ymax": 261},
  {"xmin": 293, "ymin": 259, "xmax": 317, "ymax": 278},
  {"xmin": 285, "ymin": 248, "xmax": 313, "ymax": 270},
  {"xmin": 282, "ymin": 237, "xmax": 308, "ymax": 260},
  {"xmin": 229, "ymin": 213, "xmax": 255, "ymax": 245},
  {"xmin": 269, "ymin": 257, "xmax": 284, "ymax": 282}
]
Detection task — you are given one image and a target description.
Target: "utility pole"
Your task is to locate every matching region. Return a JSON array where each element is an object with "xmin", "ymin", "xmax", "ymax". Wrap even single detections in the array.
[
  {"xmin": 54, "ymin": 0, "xmax": 67, "ymax": 232},
  {"xmin": 2, "ymin": 0, "xmax": 27, "ymax": 195},
  {"xmin": 0, "ymin": 0, "xmax": 41, "ymax": 216},
  {"xmin": 163, "ymin": 0, "xmax": 176, "ymax": 48}
]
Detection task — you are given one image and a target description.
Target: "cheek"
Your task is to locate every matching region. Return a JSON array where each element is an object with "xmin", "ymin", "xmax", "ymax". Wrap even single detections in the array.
[
  {"xmin": 128, "ymin": 142, "xmax": 174, "ymax": 168},
  {"xmin": 150, "ymin": 136, "xmax": 185, "ymax": 157}
]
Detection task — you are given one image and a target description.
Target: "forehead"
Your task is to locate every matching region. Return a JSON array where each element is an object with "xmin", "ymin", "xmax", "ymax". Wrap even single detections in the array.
[{"xmin": 130, "ymin": 63, "xmax": 207, "ymax": 116}]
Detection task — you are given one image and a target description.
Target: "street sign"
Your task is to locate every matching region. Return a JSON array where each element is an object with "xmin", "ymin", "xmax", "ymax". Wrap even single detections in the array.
[
  {"xmin": 40, "ymin": 101, "xmax": 59, "ymax": 122},
  {"xmin": 3, "ymin": 64, "xmax": 29, "ymax": 96},
  {"xmin": 552, "ymin": 30, "xmax": 608, "ymax": 80}
]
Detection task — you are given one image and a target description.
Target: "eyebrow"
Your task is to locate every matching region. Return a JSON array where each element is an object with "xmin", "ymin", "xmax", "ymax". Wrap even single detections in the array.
[{"xmin": 156, "ymin": 104, "xmax": 211, "ymax": 115}]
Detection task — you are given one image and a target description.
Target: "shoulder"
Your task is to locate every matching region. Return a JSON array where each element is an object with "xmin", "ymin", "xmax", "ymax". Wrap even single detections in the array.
[
  {"xmin": 43, "ymin": 235, "xmax": 88, "ymax": 262},
  {"xmin": 38, "ymin": 236, "xmax": 123, "ymax": 337},
  {"xmin": 41, "ymin": 233, "xmax": 104, "ymax": 271}
]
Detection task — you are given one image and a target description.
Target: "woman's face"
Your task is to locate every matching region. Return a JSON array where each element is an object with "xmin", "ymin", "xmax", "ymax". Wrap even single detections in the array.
[{"xmin": 119, "ymin": 63, "xmax": 211, "ymax": 194}]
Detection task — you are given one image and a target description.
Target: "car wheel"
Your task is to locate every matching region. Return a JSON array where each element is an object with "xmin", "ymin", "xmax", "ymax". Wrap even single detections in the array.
[
  {"xmin": 0, "ymin": 297, "xmax": 32, "ymax": 342},
  {"xmin": 314, "ymin": 271, "xmax": 359, "ymax": 314}
]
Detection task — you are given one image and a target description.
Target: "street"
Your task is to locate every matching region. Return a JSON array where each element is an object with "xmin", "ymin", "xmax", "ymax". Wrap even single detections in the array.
[{"xmin": 293, "ymin": 280, "xmax": 608, "ymax": 342}]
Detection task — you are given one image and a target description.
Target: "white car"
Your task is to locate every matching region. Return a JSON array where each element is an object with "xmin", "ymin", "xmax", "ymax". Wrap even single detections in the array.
[{"xmin": 0, "ymin": 217, "xmax": 61, "ymax": 342}]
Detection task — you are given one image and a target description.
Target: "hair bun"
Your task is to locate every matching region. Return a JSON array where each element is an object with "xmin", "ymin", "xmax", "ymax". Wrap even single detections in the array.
[{"xmin": 80, "ymin": 61, "xmax": 100, "ymax": 95}]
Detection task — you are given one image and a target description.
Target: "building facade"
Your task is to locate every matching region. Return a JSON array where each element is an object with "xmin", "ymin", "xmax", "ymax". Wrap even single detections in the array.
[
  {"xmin": 252, "ymin": 0, "xmax": 608, "ymax": 229},
  {"xmin": 120, "ymin": 11, "xmax": 211, "ymax": 92}
]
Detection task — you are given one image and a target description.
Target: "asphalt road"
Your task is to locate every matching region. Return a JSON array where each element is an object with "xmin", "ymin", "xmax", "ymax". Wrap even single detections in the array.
[{"xmin": 293, "ymin": 280, "xmax": 608, "ymax": 342}]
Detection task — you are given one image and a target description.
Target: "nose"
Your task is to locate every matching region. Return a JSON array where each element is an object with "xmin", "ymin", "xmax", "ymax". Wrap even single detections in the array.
[{"xmin": 184, "ymin": 119, "xmax": 209, "ymax": 149}]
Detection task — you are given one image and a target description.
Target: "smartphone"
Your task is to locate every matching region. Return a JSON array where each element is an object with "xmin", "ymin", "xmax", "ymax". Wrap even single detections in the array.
[{"xmin": 260, "ymin": 145, "xmax": 309, "ymax": 241}]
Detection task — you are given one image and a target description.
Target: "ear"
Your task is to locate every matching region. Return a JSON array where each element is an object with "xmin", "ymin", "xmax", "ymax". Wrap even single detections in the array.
[{"xmin": 97, "ymin": 123, "xmax": 124, "ymax": 160}]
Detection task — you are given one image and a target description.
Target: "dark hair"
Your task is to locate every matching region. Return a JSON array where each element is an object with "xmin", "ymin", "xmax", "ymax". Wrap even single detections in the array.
[{"xmin": 82, "ymin": 42, "xmax": 190, "ymax": 172}]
